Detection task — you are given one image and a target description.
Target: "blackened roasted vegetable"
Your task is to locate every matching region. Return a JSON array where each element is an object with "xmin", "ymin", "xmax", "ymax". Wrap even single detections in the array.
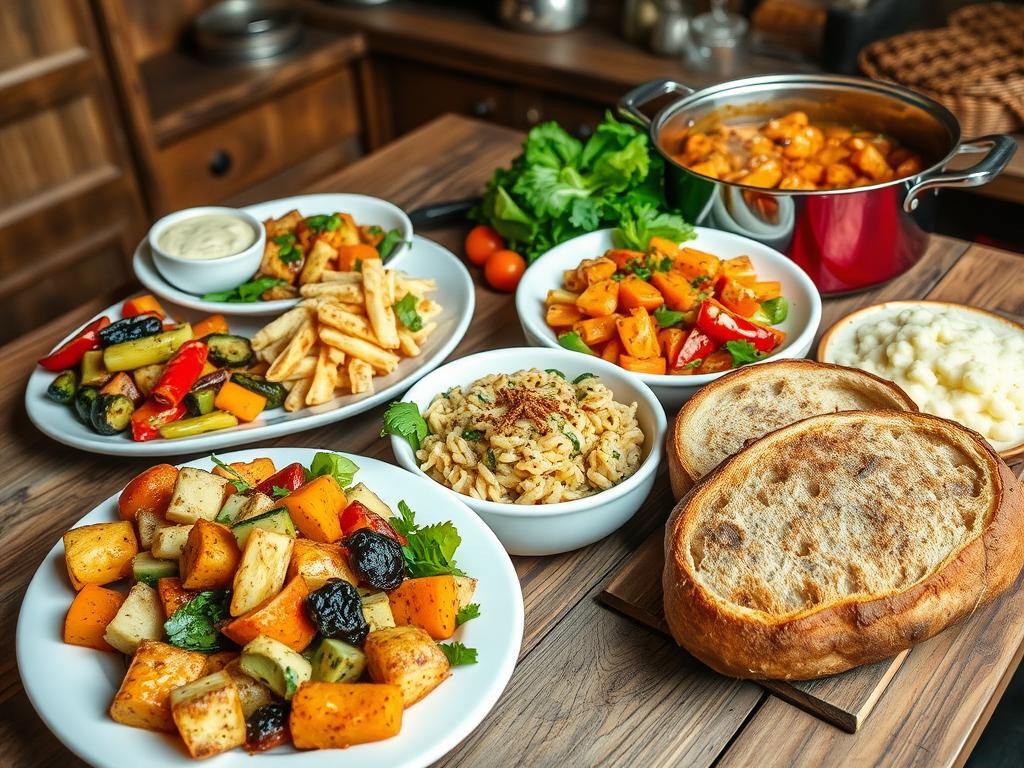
[
  {"xmin": 231, "ymin": 374, "xmax": 287, "ymax": 410},
  {"xmin": 246, "ymin": 701, "xmax": 291, "ymax": 753},
  {"xmin": 202, "ymin": 333, "xmax": 255, "ymax": 368},
  {"xmin": 46, "ymin": 370, "xmax": 78, "ymax": 404},
  {"xmin": 303, "ymin": 578, "xmax": 369, "ymax": 645},
  {"xmin": 73, "ymin": 386, "xmax": 99, "ymax": 423},
  {"xmin": 89, "ymin": 393, "xmax": 135, "ymax": 435},
  {"xmin": 183, "ymin": 387, "xmax": 216, "ymax": 417},
  {"xmin": 343, "ymin": 529, "xmax": 405, "ymax": 591},
  {"xmin": 97, "ymin": 315, "xmax": 162, "ymax": 347}
]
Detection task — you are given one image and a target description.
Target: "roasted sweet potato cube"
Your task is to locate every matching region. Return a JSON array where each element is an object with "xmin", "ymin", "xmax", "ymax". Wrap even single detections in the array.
[
  {"xmin": 64, "ymin": 583, "xmax": 126, "ymax": 651},
  {"xmin": 221, "ymin": 575, "xmax": 316, "ymax": 652},
  {"xmin": 109, "ymin": 640, "xmax": 207, "ymax": 732},
  {"xmin": 211, "ymin": 458, "xmax": 277, "ymax": 487},
  {"xmin": 290, "ymin": 683, "xmax": 403, "ymax": 749},
  {"xmin": 575, "ymin": 279, "xmax": 619, "ymax": 318},
  {"xmin": 180, "ymin": 519, "xmax": 241, "ymax": 589},
  {"xmin": 281, "ymin": 475, "xmax": 346, "ymax": 543},
  {"xmin": 63, "ymin": 521, "xmax": 138, "ymax": 590}
]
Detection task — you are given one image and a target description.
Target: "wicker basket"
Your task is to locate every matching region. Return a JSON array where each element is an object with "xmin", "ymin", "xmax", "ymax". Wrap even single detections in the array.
[{"xmin": 859, "ymin": 4, "xmax": 1024, "ymax": 137}]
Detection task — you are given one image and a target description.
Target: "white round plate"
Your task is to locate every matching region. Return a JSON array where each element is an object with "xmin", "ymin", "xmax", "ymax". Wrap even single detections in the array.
[
  {"xmin": 27, "ymin": 236, "xmax": 473, "ymax": 457},
  {"xmin": 515, "ymin": 227, "xmax": 822, "ymax": 411},
  {"xmin": 17, "ymin": 447, "xmax": 524, "ymax": 768},
  {"xmin": 134, "ymin": 194, "xmax": 413, "ymax": 317}
]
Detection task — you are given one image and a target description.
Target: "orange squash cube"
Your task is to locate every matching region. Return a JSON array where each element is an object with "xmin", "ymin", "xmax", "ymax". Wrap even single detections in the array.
[
  {"xmin": 179, "ymin": 519, "xmax": 240, "ymax": 589},
  {"xmin": 281, "ymin": 475, "xmax": 347, "ymax": 543},
  {"xmin": 64, "ymin": 583, "xmax": 127, "ymax": 651},
  {"xmin": 221, "ymin": 575, "xmax": 317, "ymax": 652}
]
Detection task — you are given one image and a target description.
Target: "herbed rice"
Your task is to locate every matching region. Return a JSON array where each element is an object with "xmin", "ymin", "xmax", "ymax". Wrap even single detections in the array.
[{"xmin": 416, "ymin": 368, "xmax": 644, "ymax": 504}]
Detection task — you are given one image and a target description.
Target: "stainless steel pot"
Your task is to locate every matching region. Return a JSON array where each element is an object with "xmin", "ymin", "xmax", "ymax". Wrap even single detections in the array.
[{"xmin": 619, "ymin": 75, "xmax": 1016, "ymax": 294}]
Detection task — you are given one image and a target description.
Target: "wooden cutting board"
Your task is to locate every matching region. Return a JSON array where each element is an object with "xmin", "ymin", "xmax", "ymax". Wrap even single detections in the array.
[{"xmin": 599, "ymin": 526, "xmax": 908, "ymax": 733}]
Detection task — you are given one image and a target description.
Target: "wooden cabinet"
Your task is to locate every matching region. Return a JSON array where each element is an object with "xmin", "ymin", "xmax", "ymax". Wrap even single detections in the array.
[{"xmin": 0, "ymin": 0, "xmax": 146, "ymax": 343}]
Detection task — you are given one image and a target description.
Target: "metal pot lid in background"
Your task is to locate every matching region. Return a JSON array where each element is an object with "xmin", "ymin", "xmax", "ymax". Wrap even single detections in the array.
[{"xmin": 194, "ymin": 0, "xmax": 303, "ymax": 63}]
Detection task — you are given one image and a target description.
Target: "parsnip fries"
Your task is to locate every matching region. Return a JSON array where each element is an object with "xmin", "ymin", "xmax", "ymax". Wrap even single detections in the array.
[{"xmin": 252, "ymin": 260, "xmax": 441, "ymax": 410}]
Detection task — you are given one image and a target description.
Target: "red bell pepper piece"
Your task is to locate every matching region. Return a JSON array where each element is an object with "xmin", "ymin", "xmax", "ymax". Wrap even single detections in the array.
[
  {"xmin": 152, "ymin": 341, "xmax": 208, "ymax": 407},
  {"xmin": 696, "ymin": 298, "xmax": 777, "ymax": 352},
  {"xmin": 38, "ymin": 316, "xmax": 111, "ymax": 372},
  {"xmin": 673, "ymin": 327, "xmax": 717, "ymax": 369},
  {"xmin": 253, "ymin": 463, "xmax": 307, "ymax": 497},
  {"xmin": 122, "ymin": 294, "xmax": 166, "ymax": 319},
  {"xmin": 131, "ymin": 399, "xmax": 187, "ymax": 441},
  {"xmin": 340, "ymin": 501, "xmax": 408, "ymax": 546}
]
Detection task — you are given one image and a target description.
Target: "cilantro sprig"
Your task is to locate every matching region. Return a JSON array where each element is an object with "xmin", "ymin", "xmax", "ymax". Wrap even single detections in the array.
[
  {"xmin": 725, "ymin": 340, "xmax": 766, "ymax": 367},
  {"xmin": 393, "ymin": 293, "xmax": 423, "ymax": 332},
  {"xmin": 392, "ymin": 501, "xmax": 465, "ymax": 578},
  {"xmin": 202, "ymin": 277, "xmax": 285, "ymax": 303},
  {"xmin": 210, "ymin": 454, "xmax": 250, "ymax": 493},
  {"xmin": 381, "ymin": 402, "xmax": 429, "ymax": 451},
  {"xmin": 164, "ymin": 590, "xmax": 230, "ymax": 653},
  {"xmin": 438, "ymin": 641, "xmax": 478, "ymax": 666},
  {"xmin": 456, "ymin": 603, "xmax": 481, "ymax": 626}
]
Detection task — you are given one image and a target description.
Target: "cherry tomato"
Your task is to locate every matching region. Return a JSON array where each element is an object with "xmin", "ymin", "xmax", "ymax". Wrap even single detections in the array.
[
  {"xmin": 484, "ymin": 249, "xmax": 526, "ymax": 292},
  {"xmin": 465, "ymin": 225, "xmax": 505, "ymax": 266}
]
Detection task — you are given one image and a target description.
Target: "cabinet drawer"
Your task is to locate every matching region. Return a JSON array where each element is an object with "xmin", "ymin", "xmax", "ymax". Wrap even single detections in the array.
[
  {"xmin": 384, "ymin": 57, "xmax": 515, "ymax": 135},
  {"xmin": 152, "ymin": 68, "xmax": 361, "ymax": 213}
]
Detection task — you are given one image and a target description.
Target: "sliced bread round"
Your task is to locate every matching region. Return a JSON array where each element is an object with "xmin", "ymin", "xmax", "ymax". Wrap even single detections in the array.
[
  {"xmin": 664, "ymin": 410, "xmax": 1024, "ymax": 680},
  {"xmin": 668, "ymin": 360, "xmax": 917, "ymax": 500}
]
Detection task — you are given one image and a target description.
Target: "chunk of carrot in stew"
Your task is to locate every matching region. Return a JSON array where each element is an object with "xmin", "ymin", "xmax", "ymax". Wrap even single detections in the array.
[
  {"xmin": 673, "ymin": 247, "xmax": 721, "ymax": 281},
  {"xmin": 720, "ymin": 256, "xmax": 757, "ymax": 284},
  {"xmin": 616, "ymin": 308, "xmax": 660, "ymax": 359},
  {"xmin": 575, "ymin": 279, "xmax": 619, "ymax": 318},
  {"xmin": 751, "ymin": 281, "xmax": 782, "ymax": 301},
  {"xmin": 582, "ymin": 258, "xmax": 617, "ymax": 285},
  {"xmin": 574, "ymin": 314, "xmax": 620, "ymax": 346},
  {"xmin": 658, "ymin": 328, "xmax": 686, "ymax": 366},
  {"xmin": 620, "ymin": 355, "xmax": 667, "ymax": 375},
  {"xmin": 546, "ymin": 303, "xmax": 585, "ymax": 328},
  {"xmin": 650, "ymin": 272, "xmax": 700, "ymax": 312},
  {"xmin": 601, "ymin": 337, "xmax": 622, "ymax": 365},
  {"xmin": 605, "ymin": 249, "xmax": 646, "ymax": 270},
  {"xmin": 718, "ymin": 278, "xmax": 761, "ymax": 317},
  {"xmin": 618, "ymin": 275, "xmax": 664, "ymax": 312}
]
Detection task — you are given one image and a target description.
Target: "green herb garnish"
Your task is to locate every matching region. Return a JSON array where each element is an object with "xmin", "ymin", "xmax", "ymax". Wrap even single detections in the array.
[
  {"xmin": 754, "ymin": 297, "xmax": 789, "ymax": 325},
  {"xmin": 307, "ymin": 451, "xmax": 359, "ymax": 489},
  {"xmin": 461, "ymin": 429, "xmax": 483, "ymax": 441},
  {"xmin": 393, "ymin": 293, "xmax": 423, "ymax": 332},
  {"xmin": 164, "ymin": 591, "xmax": 230, "ymax": 653},
  {"xmin": 271, "ymin": 485, "xmax": 291, "ymax": 498},
  {"xmin": 202, "ymin": 277, "xmax": 286, "ymax": 304},
  {"xmin": 653, "ymin": 305, "xmax": 685, "ymax": 328},
  {"xmin": 305, "ymin": 214, "xmax": 342, "ymax": 234},
  {"xmin": 210, "ymin": 454, "xmax": 250, "ymax": 493},
  {"xmin": 456, "ymin": 603, "xmax": 481, "ymax": 627},
  {"xmin": 545, "ymin": 368, "xmax": 566, "ymax": 379},
  {"xmin": 485, "ymin": 449, "xmax": 497, "ymax": 471},
  {"xmin": 438, "ymin": 641, "xmax": 478, "ymax": 666},
  {"xmin": 572, "ymin": 372, "xmax": 597, "ymax": 384},
  {"xmin": 557, "ymin": 330, "xmax": 595, "ymax": 356},
  {"xmin": 724, "ymin": 340, "xmax": 766, "ymax": 367},
  {"xmin": 381, "ymin": 401, "xmax": 429, "ymax": 451},
  {"xmin": 379, "ymin": 228, "xmax": 408, "ymax": 261},
  {"xmin": 392, "ymin": 501, "xmax": 466, "ymax": 578}
]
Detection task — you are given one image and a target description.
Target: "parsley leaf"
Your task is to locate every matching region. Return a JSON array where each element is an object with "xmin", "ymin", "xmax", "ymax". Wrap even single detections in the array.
[
  {"xmin": 210, "ymin": 454, "xmax": 249, "ymax": 493},
  {"xmin": 202, "ymin": 277, "xmax": 285, "ymax": 303},
  {"xmin": 461, "ymin": 429, "xmax": 483, "ymax": 441},
  {"xmin": 724, "ymin": 340, "xmax": 766, "ymax": 367},
  {"xmin": 164, "ymin": 590, "xmax": 230, "ymax": 653},
  {"xmin": 305, "ymin": 214, "xmax": 341, "ymax": 234},
  {"xmin": 379, "ymin": 228, "xmax": 409, "ymax": 261},
  {"xmin": 456, "ymin": 603, "xmax": 481, "ymax": 626},
  {"xmin": 380, "ymin": 401, "xmax": 429, "ymax": 451},
  {"xmin": 562, "ymin": 428, "xmax": 581, "ymax": 456},
  {"xmin": 485, "ymin": 449, "xmax": 497, "ymax": 471},
  {"xmin": 393, "ymin": 293, "xmax": 423, "ymax": 332},
  {"xmin": 653, "ymin": 305, "xmax": 685, "ymax": 328},
  {"xmin": 438, "ymin": 641, "xmax": 478, "ymax": 666},
  {"xmin": 392, "ymin": 501, "xmax": 466, "ymax": 578},
  {"xmin": 754, "ymin": 297, "xmax": 789, "ymax": 325},
  {"xmin": 271, "ymin": 485, "xmax": 291, "ymax": 498},
  {"xmin": 307, "ymin": 451, "xmax": 359, "ymax": 489},
  {"xmin": 277, "ymin": 244, "xmax": 302, "ymax": 263}
]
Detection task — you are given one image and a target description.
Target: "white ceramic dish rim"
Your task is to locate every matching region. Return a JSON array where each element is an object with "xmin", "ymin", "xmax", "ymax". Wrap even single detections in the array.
[
  {"xmin": 16, "ymin": 447, "xmax": 524, "ymax": 768},
  {"xmin": 391, "ymin": 347, "xmax": 667, "ymax": 519},
  {"xmin": 148, "ymin": 205, "xmax": 265, "ymax": 265},
  {"xmin": 133, "ymin": 193, "xmax": 414, "ymax": 315},
  {"xmin": 27, "ymin": 236, "xmax": 473, "ymax": 457},
  {"xmin": 515, "ymin": 227, "xmax": 823, "ymax": 386}
]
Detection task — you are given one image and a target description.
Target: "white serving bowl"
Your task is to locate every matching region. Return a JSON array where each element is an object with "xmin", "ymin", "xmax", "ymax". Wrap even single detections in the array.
[
  {"xmin": 515, "ymin": 227, "xmax": 823, "ymax": 412},
  {"xmin": 391, "ymin": 347, "xmax": 667, "ymax": 556},
  {"xmin": 148, "ymin": 205, "xmax": 265, "ymax": 295}
]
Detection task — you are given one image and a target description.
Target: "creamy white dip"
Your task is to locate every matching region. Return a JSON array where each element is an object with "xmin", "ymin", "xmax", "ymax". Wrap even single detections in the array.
[
  {"xmin": 827, "ymin": 304, "xmax": 1024, "ymax": 450},
  {"xmin": 158, "ymin": 214, "xmax": 256, "ymax": 260}
]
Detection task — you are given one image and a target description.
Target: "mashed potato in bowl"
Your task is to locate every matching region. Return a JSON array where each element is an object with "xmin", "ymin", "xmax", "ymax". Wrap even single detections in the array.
[
  {"xmin": 821, "ymin": 302, "xmax": 1024, "ymax": 453},
  {"xmin": 416, "ymin": 368, "xmax": 644, "ymax": 504}
]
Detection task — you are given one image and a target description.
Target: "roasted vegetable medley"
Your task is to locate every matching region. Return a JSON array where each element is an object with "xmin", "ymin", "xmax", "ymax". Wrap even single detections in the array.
[
  {"xmin": 547, "ymin": 237, "xmax": 787, "ymax": 375},
  {"xmin": 60, "ymin": 453, "xmax": 480, "ymax": 757},
  {"xmin": 39, "ymin": 295, "xmax": 284, "ymax": 441},
  {"xmin": 670, "ymin": 111, "xmax": 925, "ymax": 190}
]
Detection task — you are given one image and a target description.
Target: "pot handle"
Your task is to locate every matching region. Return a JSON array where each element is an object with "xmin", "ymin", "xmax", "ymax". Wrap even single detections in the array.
[
  {"xmin": 903, "ymin": 134, "xmax": 1017, "ymax": 213},
  {"xmin": 618, "ymin": 79, "xmax": 695, "ymax": 128}
]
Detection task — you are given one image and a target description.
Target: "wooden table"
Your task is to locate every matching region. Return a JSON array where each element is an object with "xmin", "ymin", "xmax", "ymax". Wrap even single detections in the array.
[{"xmin": 1, "ymin": 115, "xmax": 1022, "ymax": 767}]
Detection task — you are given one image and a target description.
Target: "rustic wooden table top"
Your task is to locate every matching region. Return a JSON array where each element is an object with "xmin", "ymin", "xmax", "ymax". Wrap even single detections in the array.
[{"xmin": 2, "ymin": 114, "xmax": 1022, "ymax": 767}]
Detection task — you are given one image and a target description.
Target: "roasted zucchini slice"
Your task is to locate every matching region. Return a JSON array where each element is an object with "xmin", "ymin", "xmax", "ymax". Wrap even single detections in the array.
[
  {"xmin": 203, "ymin": 334, "xmax": 255, "ymax": 368},
  {"xmin": 73, "ymin": 386, "xmax": 99, "ymax": 424},
  {"xmin": 231, "ymin": 374, "xmax": 287, "ymax": 410},
  {"xmin": 89, "ymin": 393, "xmax": 135, "ymax": 435},
  {"xmin": 46, "ymin": 370, "xmax": 78, "ymax": 405}
]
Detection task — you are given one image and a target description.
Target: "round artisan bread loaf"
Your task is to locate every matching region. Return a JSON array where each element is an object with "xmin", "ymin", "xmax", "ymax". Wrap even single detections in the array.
[
  {"xmin": 668, "ymin": 359, "xmax": 917, "ymax": 500},
  {"xmin": 663, "ymin": 410, "xmax": 1024, "ymax": 680}
]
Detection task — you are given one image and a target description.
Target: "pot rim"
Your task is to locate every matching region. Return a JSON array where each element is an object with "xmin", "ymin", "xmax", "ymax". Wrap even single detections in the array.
[{"xmin": 642, "ymin": 73, "xmax": 964, "ymax": 198}]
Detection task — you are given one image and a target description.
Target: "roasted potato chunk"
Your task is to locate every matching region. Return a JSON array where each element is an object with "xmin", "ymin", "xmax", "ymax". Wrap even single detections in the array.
[
  {"xmin": 109, "ymin": 640, "xmax": 207, "ymax": 732},
  {"xmin": 364, "ymin": 625, "xmax": 450, "ymax": 707}
]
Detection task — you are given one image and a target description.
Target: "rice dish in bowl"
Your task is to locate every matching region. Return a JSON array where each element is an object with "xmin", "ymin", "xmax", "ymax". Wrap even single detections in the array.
[{"xmin": 417, "ymin": 368, "xmax": 644, "ymax": 505}]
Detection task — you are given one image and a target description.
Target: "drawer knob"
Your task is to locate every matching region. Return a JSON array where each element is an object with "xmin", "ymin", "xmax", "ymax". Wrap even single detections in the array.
[
  {"xmin": 471, "ymin": 97, "xmax": 496, "ymax": 118},
  {"xmin": 208, "ymin": 150, "xmax": 233, "ymax": 177}
]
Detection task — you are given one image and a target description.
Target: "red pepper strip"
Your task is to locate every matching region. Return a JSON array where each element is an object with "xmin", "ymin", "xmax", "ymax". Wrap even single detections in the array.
[
  {"xmin": 673, "ymin": 328, "xmax": 717, "ymax": 369},
  {"xmin": 38, "ymin": 316, "xmax": 111, "ymax": 372},
  {"xmin": 340, "ymin": 501, "xmax": 408, "ymax": 546},
  {"xmin": 152, "ymin": 341, "xmax": 208, "ymax": 407},
  {"xmin": 253, "ymin": 463, "xmax": 307, "ymax": 497},
  {"xmin": 131, "ymin": 399, "xmax": 187, "ymax": 441},
  {"xmin": 696, "ymin": 298, "xmax": 777, "ymax": 352}
]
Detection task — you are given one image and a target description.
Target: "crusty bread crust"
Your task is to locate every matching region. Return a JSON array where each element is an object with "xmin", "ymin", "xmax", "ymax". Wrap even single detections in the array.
[
  {"xmin": 663, "ymin": 410, "xmax": 1024, "ymax": 680},
  {"xmin": 668, "ymin": 360, "xmax": 917, "ymax": 500}
]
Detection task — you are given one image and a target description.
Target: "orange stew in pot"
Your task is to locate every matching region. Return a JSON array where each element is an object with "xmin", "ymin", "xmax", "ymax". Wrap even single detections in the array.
[{"xmin": 670, "ymin": 111, "xmax": 924, "ymax": 190}]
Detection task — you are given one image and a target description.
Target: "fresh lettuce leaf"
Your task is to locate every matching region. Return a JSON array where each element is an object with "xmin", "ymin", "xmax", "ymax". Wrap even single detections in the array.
[
  {"xmin": 613, "ymin": 204, "xmax": 695, "ymax": 252},
  {"xmin": 307, "ymin": 451, "xmax": 359, "ymax": 489}
]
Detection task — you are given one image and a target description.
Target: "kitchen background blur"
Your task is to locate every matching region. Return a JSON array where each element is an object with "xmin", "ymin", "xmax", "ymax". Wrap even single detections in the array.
[{"xmin": 1, "ymin": 0, "xmax": 1020, "ymax": 346}]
